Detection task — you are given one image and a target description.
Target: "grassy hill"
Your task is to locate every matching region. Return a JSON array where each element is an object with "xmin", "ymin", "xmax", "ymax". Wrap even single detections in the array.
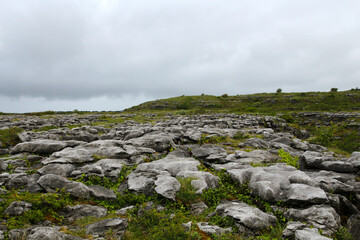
[{"xmin": 125, "ymin": 89, "xmax": 360, "ymax": 115}]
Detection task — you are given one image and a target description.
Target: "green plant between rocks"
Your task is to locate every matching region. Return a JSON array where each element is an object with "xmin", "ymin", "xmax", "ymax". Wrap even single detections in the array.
[
  {"xmin": 278, "ymin": 149, "xmax": 299, "ymax": 169},
  {"xmin": 0, "ymin": 127, "xmax": 22, "ymax": 148},
  {"xmin": 0, "ymin": 190, "xmax": 74, "ymax": 230}
]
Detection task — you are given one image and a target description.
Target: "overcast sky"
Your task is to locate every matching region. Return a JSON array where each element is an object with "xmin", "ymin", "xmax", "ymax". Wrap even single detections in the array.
[{"xmin": 1, "ymin": 0, "xmax": 359, "ymax": 113}]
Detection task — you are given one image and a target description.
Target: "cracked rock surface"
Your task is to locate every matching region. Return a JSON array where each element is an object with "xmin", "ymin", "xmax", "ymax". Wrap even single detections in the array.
[{"xmin": 0, "ymin": 113, "xmax": 359, "ymax": 239}]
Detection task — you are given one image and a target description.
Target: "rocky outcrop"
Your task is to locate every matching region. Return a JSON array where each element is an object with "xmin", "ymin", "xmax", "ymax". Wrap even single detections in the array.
[
  {"xmin": 0, "ymin": 113, "xmax": 358, "ymax": 239},
  {"xmin": 285, "ymin": 205, "xmax": 341, "ymax": 235},
  {"xmin": 215, "ymin": 200, "xmax": 277, "ymax": 235}
]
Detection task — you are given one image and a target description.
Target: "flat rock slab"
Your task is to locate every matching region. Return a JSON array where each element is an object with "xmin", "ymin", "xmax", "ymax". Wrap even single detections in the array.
[
  {"xmin": 11, "ymin": 140, "xmax": 68, "ymax": 154},
  {"xmin": 136, "ymin": 155, "xmax": 200, "ymax": 176},
  {"xmin": 85, "ymin": 217, "xmax": 128, "ymax": 237},
  {"xmin": 228, "ymin": 165, "xmax": 328, "ymax": 205},
  {"xmin": 295, "ymin": 228, "xmax": 332, "ymax": 240},
  {"xmin": 216, "ymin": 201, "xmax": 277, "ymax": 234},
  {"xmin": 88, "ymin": 185, "xmax": 117, "ymax": 200},
  {"xmin": 154, "ymin": 174, "xmax": 181, "ymax": 201},
  {"xmin": 61, "ymin": 204, "xmax": 107, "ymax": 222},
  {"xmin": 177, "ymin": 170, "xmax": 219, "ymax": 194},
  {"xmin": 37, "ymin": 164, "xmax": 75, "ymax": 177},
  {"xmin": 284, "ymin": 183, "xmax": 328, "ymax": 205},
  {"xmin": 4, "ymin": 201, "xmax": 32, "ymax": 216},
  {"xmin": 37, "ymin": 174, "xmax": 90, "ymax": 198},
  {"xmin": 26, "ymin": 227, "xmax": 83, "ymax": 240},
  {"xmin": 285, "ymin": 205, "xmax": 341, "ymax": 235},
  {"xmin": 197, "ymin": 222, "xmax": 232, "ymax": 236},
  {"xmin": 126, "ymin": 132, "xmax": 176, "ymax": 152}
]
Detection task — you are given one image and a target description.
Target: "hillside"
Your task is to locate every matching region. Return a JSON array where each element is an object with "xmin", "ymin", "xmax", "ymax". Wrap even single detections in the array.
[
  {"xmin": 125, "ymin": 89, "xmax": 360, "ymax": 114},
  {"xmin": 124, "ymin": 89, "xmax": 360, "ymax": 154}
]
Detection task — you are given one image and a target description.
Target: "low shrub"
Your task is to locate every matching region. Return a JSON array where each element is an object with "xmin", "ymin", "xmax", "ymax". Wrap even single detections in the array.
[
  {"xmin": 278, "ymin": 149, "xmax": 299, "ymax": 169},
  {"xmin": 0, "ymin": 127, "xmax": 22, "ymax": 148}
]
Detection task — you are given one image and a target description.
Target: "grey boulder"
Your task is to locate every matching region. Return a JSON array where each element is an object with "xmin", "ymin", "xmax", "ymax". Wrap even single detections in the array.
[
  {"xmin": 154, "ymin": 174, "xmax": 181, "ymax": 201},
  {"xmin": 285, "ymin": 205, "xmax": 341, "ymax": 235},
  {"xmin": 215, "ymin": 201, "xmax": 277, "ymax": 235},
  {"xmin": 85, "ymin": 217, "xmax": 128, "ymax": 237},
  {"xmin": 136, "ymin": 155, "xmax": 200, "ymax": 176},
  {"xmin": 88, "ymin": 185, "xmax": 117, "ymax": 200},
  {"xmin": 197, "ymin": 222, "xmax": 232, "ymax": 236},
  {"xmin": 11, "ymin": 140, "xmax": 68, "ymax": 154},
  {"xmin": 61, "ymin": 204, "xmax": 107, "ymax": 222},
  {"xmin": 4, "ymin": 201, "xmax": 32, "ymax": 216},
  {"xmin": 37, "ymin": 174, "xmax": 90, "ymax": 198},
  {"xmin": 295, "ymin": 228, "xmax": 332, "ymax": 240}
]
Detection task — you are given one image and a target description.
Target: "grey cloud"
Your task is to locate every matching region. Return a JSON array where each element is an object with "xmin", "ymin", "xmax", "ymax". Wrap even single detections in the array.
[{"xmin": 0, "ymin": 0, "xmax": 359, "ymax": 106}]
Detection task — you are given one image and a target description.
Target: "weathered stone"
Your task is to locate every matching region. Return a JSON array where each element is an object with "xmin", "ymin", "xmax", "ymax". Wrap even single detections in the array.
[
  {"xmin": 4, "ymin": 201, "xmax": 32, "ymax": 216},
  {"xmin": 239, "ymin": 138, "xmax": 270, "ymax": 149},
  {"xmin": 321, "ymin": 161, "xmax": 356, "ymax": 173},
  {"xmin": 154, "ymin": 175, "xmax": 181, "ymax": 201},
  {"xmin": 61, "ymin": 204, "xmax": 107, "ymax": 222},
  {"xmin": 182, "ymin": 221, "xmax": 192, "ymax": 231},
  {"xmin": 282, "ymin": 221, "xmax": 307, "ymax": 239},
  {"xmin": 37, "ymin": 164, "xmax": 75, "ymax": 177},
  {"xmin": 295, "ymin": 228, "xmax": 332, "ymax": 240},
  {"xmin": 4, "ymin": 173, "xmax": 42, "ymax": 193},
  {"xmin": 85, "ymin": 218, "xmax": 128, "ymax": 237},
  {"xmin": 0, "ymin": 161, "xmax": 8, "ymax": 173},
  {"xmin": 235, "ymin": 149, "xmax": 275, "ymax": 163},
  {"xmin": 37, "ymin": 174, "xmax": 90, "ymax": 198},
  {"xmin": 11, "ymin": 140, "xmax": 68, "ymax": 154},
  {"xmin": 191, "ymin": 145, "xmax": 226, "ymax": 159},
  {"xmin": 285, "ymin": 205, "xmax": 341, "ymax": 235},
  {"xmin": 127, "ymin": 171, "xmax": 158, "ymax": 195},
  {"xmin": 190, "ymin": 202, "xmax": 208, "ymax": 215},
  {"xmin": 88, "ymin": 185, "xmax": 117, "ymax": 200},
  {"xmin": 197, "ymin": 222, "xmax": 232, "ymax": 236},
  {"xmin": 300, "ymin": 151, "xmax": 334, "ymax": 170},
  {"xmin": 347, "ymin": 214, "xmax": 360, "ymax": 240},
  {"xmin": 348, "ymin": 151, "xmax": 360, "ymax": 169},
  {"xmin": 248, "ymin": 170, "xmax": 291, "ymax": 202},
  {"xmin": 216, "ymin": 201, "xmax": 277, "ymax": 234},
  {"xmin": 177, "ymin": 171, "xmax": 219, "ymax": 194},
  {"xmin": 284, "ymin": 184, "xmax": 328, "ymax": 205},
  {"xmin": 126, "ymin": 132, "xmax": 175, "ymax": 152},
  {"xmin": 26, "ymin": 227, "xmax": 83, "ymax": 240},
  {"xmin": 116, "ymin": 206, "xmax": 135, "ymax": 215},
  {"xmin": 43, "ymin": 148, "xmax": 94, "ymax": 164},
  {"xmin": 311, "ymin": 172, "xmax": 355, "ymax": 194},
  {"xmin": 328, "ymin": 194, "xmax": 360, "ymax": 216},
  {"xmin": 136, "ymin": 155, "xmax": 200, "ymax": 176}
]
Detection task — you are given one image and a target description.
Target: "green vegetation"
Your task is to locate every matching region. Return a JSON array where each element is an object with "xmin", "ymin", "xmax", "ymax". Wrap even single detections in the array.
[
  {"xmin": 0, "ymin": 190, "xmax": 73, "ymax": 230},
  {"xmin": 278, "ymin": 149, "xmax": 299, "ymax": 169},
  {"xmin": 176, "ymin": 177, "xmax": 199, "ymax": 205},
  {"xmin": 125, "ymin": 90, "xmax": 360, "ymax": 114},
  {"xmin": 0, "ymin": 127, "xmax": 22, "ymax": 148},
  {"xmin": 76, "ymin": 165, "xmax": 137, "ymax": 191},
  {"xmin": 333, "ymin": 226, "xmax": 354, "ymax": 240},
  {"xmin": 307, "ymin": 123, "xmax": 360, "ymax": 154}
]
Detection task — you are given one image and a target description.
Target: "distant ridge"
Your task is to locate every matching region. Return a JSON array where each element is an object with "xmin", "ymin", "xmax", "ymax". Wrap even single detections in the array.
[{"xmin": 125, "ymin": 89, "xmax": 360, "ymax": 114}]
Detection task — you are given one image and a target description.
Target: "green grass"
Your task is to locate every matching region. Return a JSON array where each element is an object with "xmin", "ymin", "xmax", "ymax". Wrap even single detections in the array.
[
  {"xmin": 0, "ymin": 127, "xmax": 22, "ymax": 148},
  {"xmin": 278, "ymin": 149, "xmax": 299, "ymax": 169},
  {"xmin": 125, "ymin": 90, "xmax": 360, "ymax": 114},
  {"xmin": 0, "ymin": 190, "xmax": 74, "ymax": 230}
]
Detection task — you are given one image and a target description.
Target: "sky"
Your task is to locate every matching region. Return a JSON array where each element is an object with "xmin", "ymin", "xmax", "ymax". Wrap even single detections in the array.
[{"xmin": 0, "ymin": 0, "xmax": 359, "ymax": 113}]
